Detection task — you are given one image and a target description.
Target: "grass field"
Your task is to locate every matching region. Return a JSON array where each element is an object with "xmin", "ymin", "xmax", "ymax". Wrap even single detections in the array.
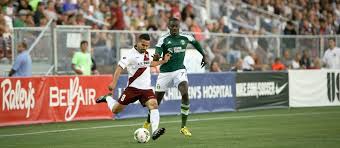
[{"xmin": 0, "ymin": 107, "xmax": 339, "ymax": 148}]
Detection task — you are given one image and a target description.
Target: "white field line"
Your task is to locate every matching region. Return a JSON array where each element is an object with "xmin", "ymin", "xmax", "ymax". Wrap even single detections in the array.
[{"xmin": 0, "ymin": 111, "xmax": 338, "ymax": 138}]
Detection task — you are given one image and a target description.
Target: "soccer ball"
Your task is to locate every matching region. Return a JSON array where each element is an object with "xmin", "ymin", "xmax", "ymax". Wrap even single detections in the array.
[{"xmin": 134, "ymin": 128, "xmax": 150, "ymax": 143}]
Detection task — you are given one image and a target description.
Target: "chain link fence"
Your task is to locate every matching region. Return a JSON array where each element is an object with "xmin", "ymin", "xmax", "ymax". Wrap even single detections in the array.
[{"xmin": 7, "ymin": 27, "xmax": 340, "ymax": 75}]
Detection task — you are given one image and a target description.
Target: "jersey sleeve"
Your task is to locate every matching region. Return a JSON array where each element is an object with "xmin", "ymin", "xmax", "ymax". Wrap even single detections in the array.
[
  {"xmin": 155, "ymin": 34, "xmax": 169, "ymax": 56},
  {"xmin": 12, "ymin": 54, "xmax": 23, "ymax": 71},
  {"xmin": 246, "ymin": 56, "xmax": 255, "ymax": 65},
  {"xmin": 322, "ymin": 51, "xmax": 328, "ymax": 64},
  {"xmin": 71, "ymin": 52, "xmax": 79, "ymax": 65},
  {"xmin": 182, "ymin": 33, "xmax": 205, "ymax": 56},
  {"xmin": 118, "ymin": 53, "xmax": 129, "ymax": 69}
]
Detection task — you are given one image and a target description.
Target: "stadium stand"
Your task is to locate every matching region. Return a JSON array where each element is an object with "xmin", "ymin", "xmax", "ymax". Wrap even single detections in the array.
[{"xmin": 1, "ymin": 0, "xmax": 340, "ymax": 75}]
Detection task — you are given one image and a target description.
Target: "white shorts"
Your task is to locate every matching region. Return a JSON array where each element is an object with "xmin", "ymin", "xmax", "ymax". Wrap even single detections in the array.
[{"xmin": 155, "ymin": 69, "xmax": 188, "ymax": 92}]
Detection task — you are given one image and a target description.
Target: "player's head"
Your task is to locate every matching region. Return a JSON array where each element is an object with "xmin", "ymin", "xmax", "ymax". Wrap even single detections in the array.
[
  {"xmin": 80, "ymin": 40, "xmax": 88, "ymax": 52},
  {"xmin": 17, "ymin": 42, "xmax": 27, "ymax": 53},
  {"xmin": 328, "ymin": 38, "xmax": 336, "ymax": 49},
  {"xmin": 168, "ymin": 17, "xmax": 180, "ymax": 36},
  {"xmin": 136, "ymin": 34, "xmax": 150, "ymax": 53}
]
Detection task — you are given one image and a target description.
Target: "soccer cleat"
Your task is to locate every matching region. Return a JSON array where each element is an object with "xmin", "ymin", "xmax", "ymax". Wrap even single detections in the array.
[
  {"xmin": 96, "ymin": 93, "xmax": 113, "ymax": 103},
  {"xmin": 180, "ymin": 127, "xmax": 192, "ymax": 137},
  {"xmin": 152, "ymin": 128, "xmax": 166, "ymax": 140},
  {"xmin": 143, "ymin": 121, "xmax": 151, "ymax": 130},
  {"xmin": 95, "ymin": 95, "xmax": 107, "ymax": 103}
]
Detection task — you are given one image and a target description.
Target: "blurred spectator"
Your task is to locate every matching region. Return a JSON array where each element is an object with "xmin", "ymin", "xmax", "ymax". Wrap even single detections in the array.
[
  {"xmin": 76, "ymin": 13, "xmax": 86, "ymax": 25},
  {"xmin": 203, "ymin": 19, "xmax": 214, "ymax": 39},
  {"xmin": 322, "ymin": 38, "xmax": 340, "ymax": 69},
  {"xmin": 181, "ymin": 3, "xmax": 194, "ymax": 21},
  {"xmin": 8, "ymin": 42, "xmax": 32, "ymax": 77},
  {"xmin": 0, "ymin": 24, "xmax": 11, "ymax": 62},
  {"xmin": 217, "ymin": 16, "xmax": 230, "ymax": 33},
  {"xmin": 272, "ymin": 57, "xmax": 286, "ymax": 71},
  {"xmin": 13, "ymin": 10, "xmax": 32, "ymax": 27},
  {"xmin": 300, "ymin": 19, "xmax": 316, "ymax": 35},
  {"xmin": 63, "ymin": 0, "xmax": 78, "ymax": 15},
  {"xmin": 28, "ymin": 0, "xmax": 40, "ymax": 12},
  {"xmin": 230, "ymin": 58, "xmax": 243, "ymax": 72},
  {"xmin": 45, "ymin": 1, "xmax": 58, "ymax": 21},
  {"xmin": 281, "ymin": 50, "xmax": 292, "ymax": 67},
  {"xmin": 319, "ymin": 18, "xmax": 329, "ymax": 35},
  {"xmin": 283, "ymin": 21, "xmax": 296, "ymax": 49},
  {"xmin": 210, "ymin": 60, "xmax": 222, "ymax": 72},
  {"xmin": 17, "ymin": 0, "xmax": 33, "ymax": 12},
  {"xmin": 79, "ymin": 1, "xmax": 94, "ymax": 26},
  {"xmin": 94, "ymin": 3, "xmax": 108, "ymax": 28},
  {"xmin": 110, "ymin": 0, "xmax": 125, "ymax": 30},
  {"xmin": 242, "ymin": 52, "xmax": 256, "ymax": 71},
  {"xmin": 33, "ymin": 2, "xmax": 46, "ymax": 26},
  {"xmin": 291, "ymin": 53, "xmax": 301, "ymax": 69},
  {"xmin": 190, "ymin": 20, "xmax": 203, "ymax": 41},
  {"xmin": 310, "ymin": 57, "xmax": 322, "ymax": 69},
  {"xmin": 71, "ymin": 41, "xmax": 93, "ymax": 75},
  {"xmin": 299, "ymin": 50, "xmax": 311, "ymax": 69}
]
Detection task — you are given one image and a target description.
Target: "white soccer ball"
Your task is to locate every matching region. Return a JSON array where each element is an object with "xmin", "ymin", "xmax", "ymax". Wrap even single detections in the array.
[{"xmin": 134, "ymin": 128, "xmax": 150, "ymax": 143}]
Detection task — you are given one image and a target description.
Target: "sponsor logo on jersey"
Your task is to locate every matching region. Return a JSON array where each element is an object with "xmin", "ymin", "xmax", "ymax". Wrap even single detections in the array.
[
  {"xmin": 168, "ymin": 47, "xmax": 185, "ymax": 53},
  {"xmin": 327, "ymin": 72, "xmax": 340, "ymax": 102},
  {"xmin": 181, "ymin": 40, "xmax": 185, "ymax": 45},
  {"xmin": 236, "ymin": 82, "xmax": 288, "ymax": 98}
]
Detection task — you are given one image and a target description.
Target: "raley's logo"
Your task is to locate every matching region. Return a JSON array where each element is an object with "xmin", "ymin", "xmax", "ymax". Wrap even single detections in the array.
[
  {"xmin": 1, "ymin": 79, "xmax": 35, "ymax": 118},
  {"xmin": 49, "ymin": 77, "xmax": 96, "ymax": 121},
  {"xmin": 327, "ymin": 72, "xmax": 340, "ymax": 102}
]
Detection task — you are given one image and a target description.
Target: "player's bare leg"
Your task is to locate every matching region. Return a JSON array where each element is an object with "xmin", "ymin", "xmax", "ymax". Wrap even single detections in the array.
[
  {"xmin": 145, "ymin": 99, "xmax": 165, "ymax": 140},
  {"xmin": 144, "ymin": 92, "xmax": 165, "ymax": 129},
  {"xmin": 178, "ymin": 81, "xmax": 192, "ymax": 137},
  {"xmin": 96, "ymin": 95, "xmax": 126, "ymax": 114}
]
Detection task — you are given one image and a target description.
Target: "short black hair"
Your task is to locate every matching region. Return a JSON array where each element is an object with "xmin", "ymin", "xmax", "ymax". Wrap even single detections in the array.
[
  {"xmin": 138, "ymin": 34, "xmax": 150, "ymax": 41},
  {"xmin": 274, "ymin": 57, "xmax": 281, "ymax": 62},
  {"xmin": 80, "ymin": 40, "xmax": 88, "ymax": 46},
  {"xmin": 329, "ymin": 38, "xmax": 336, "ymax": 42},
  {"xmin": 287, "ymin": 21, "xmax": 294, "ymax": 26},
  {"xmin": 21, "ymin": 42, "xmax": 27, "ymax": 49},
  {"xmin": 169, "ymin": 17, "xmax": 180, "ymax": 23}
]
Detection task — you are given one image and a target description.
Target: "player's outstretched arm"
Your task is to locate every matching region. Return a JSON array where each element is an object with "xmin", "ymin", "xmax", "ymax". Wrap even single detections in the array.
[
  {"xmin": 191, "ymin": 40, "xmax": 208, "ymax": 68},
  {"xmin": 108, "ymin": 65, "xmax": 123, "ymax": 92},
  {"xmin": 150, "ymin": 53, "xmax": 171, "ymax": 67}
]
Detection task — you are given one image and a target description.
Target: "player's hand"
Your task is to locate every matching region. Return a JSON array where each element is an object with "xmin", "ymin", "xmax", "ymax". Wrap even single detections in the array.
[
  {"xmin": 201, "ymin": 56, "xmax": 208, "ymax": 68},
  {"xmin": 108, "ymin": 81, "xmax": 114, "ymax": 91},
  {"xmin": 163, "ymin": 53, "xmax": 172, "ymax": 62},
  {"xmin": 152, "ymin": 53, "xmax": 161, "ymax": 61},
  {"xmin": 75, "ymin": 69, "xmax": 83, "ymax": 75}
]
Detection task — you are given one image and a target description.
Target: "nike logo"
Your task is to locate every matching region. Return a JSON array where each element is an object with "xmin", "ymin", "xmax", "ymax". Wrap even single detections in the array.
[{"xmin": 275, "ymin": 83, "xmax": 287, "ymax": 94}]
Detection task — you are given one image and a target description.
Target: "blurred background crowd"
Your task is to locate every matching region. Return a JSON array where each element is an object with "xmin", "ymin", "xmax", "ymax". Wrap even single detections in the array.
[{"xmin": 1, "ymin": 0, "xmax": 340, "ymax": 74}]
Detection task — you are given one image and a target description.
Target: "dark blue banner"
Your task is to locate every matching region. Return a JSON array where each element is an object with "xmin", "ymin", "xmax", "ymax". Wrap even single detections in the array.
[{"xmin": 113, "ymin": 72, "xmax": 236, "ymax": 119}]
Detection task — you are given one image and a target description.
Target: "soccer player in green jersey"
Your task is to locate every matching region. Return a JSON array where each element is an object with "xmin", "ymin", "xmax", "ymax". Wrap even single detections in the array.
[{"xmin": 144, "ymin": 18, "xmax": 207, "ymax": 137}]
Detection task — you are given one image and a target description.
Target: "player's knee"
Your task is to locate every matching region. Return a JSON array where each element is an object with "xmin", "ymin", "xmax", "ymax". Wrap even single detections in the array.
[
  {"xmin": 178, "ymin": 82, "xmax": 188, "ymax": 94},
  {"xmin": 147, "ymin": 100, "xmax": 158, "ymax": 110}
]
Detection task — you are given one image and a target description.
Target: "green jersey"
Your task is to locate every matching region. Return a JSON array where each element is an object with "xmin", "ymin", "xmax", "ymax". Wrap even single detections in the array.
[
  {"xmin": 72, "ymin": 51, "xmax": 93, "ymax": 75},
  {"xmin": 155, "ymin": 32, "xmax": 205, "ymax": 73}
]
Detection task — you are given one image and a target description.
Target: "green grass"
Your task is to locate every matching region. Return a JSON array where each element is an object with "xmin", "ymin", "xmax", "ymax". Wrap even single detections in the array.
[{"xmin": 0, "ymin": 107, "xmax": 339, "ymax": 148}]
